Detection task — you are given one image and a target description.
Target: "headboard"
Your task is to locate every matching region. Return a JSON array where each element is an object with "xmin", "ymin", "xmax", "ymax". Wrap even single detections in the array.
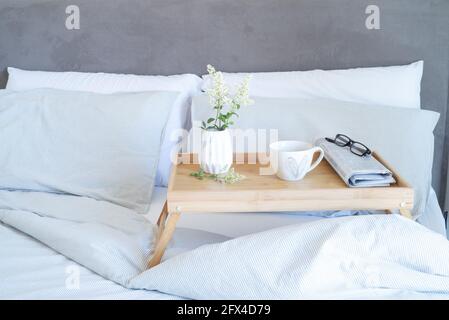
[{"xmin": 1, "ymin": 0, "xmax": 449, "ymax": 204}]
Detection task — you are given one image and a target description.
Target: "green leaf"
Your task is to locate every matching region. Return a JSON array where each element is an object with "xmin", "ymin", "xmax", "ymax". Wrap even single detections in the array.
[
  {"xmin": 207, "ymin": 118, "xmax": 215, "ymax": 123},
  {"xmin": 191, "ymin": 168, "xmax": 245, "ymax": 184}
]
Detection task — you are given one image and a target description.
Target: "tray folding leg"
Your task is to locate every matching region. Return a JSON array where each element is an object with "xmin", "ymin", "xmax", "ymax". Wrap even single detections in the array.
[
  {"xmin": 399, "ymin": 208, "xmax": 413, "ymax": 219},
  {"xmin": 148, "ymin": 201, "xmax": 181, "ymax": 268},
  {"xmin": 385, "ymin": 208, "xmax": 413, "ymax": 219}
]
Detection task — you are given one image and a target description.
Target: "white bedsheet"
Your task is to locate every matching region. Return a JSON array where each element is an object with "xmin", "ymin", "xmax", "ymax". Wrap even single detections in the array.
[
  {"xmin": 2, "ymin": 188, "xmax": 448, "ymax": 300},
  {"xmin": 0, "ymin": 188, "xmax": 231, "ymax": 299},
  {"xmin": 0, "ymin": 222, "xmax": 234, "ymax": 299},
  {"xmin": 2, "ymin": 187, "xmax": 322, "ymax": 299},
  {"xmin": 0, "ymin": 222, "xmax": 179, "ymax": 300}
]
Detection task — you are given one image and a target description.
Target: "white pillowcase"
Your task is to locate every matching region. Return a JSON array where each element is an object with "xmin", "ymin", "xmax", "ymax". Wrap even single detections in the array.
[
  {"xmin": 0, "ymin": 89, "xmax": 178, "ymax": 214},
  {"xmin": 192, "ymin": 95, "xmax": 438, "ymax": 219},
  {"xmin": 202, "ymin": 61, "xmax": 423, "ymax": 109},
  {"xmin": 6, "ymin": 67, "xmax": 203, "ymax": 187}
]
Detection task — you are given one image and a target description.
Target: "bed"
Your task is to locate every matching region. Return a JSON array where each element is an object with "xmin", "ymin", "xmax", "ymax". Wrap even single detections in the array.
[
  {"xmin": 1, "ymin": 0, "xmax": 449, "ymax": 297},
  {"xmin": 0, "ymin": 64, "xmax": 448, "ymax": 299}
]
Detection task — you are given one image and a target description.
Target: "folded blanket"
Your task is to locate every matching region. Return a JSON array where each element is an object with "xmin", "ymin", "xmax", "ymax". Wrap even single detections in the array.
[{"xmin": 1, "ymin": 190, "xmax": 449, "ymax": 299}]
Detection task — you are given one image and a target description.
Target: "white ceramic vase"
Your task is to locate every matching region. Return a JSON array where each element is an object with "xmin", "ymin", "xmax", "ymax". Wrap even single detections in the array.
[{"xmin": 200, "ymin": 129, "xmax": 233, "ymax": 174}]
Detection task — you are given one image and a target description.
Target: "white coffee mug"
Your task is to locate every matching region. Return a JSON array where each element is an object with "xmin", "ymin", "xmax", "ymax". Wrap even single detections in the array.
[{"xmin": 270, "ymin": 141, "xmax": 324, "ymax": 181}]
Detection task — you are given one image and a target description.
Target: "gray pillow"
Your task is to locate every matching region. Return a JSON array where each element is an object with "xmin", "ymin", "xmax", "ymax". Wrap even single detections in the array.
[
  {"xmin": 0, "ymin": 89, "xmax": 178, "ymax": 213},
  {"xmin": 192, "ymin": 95, "xmax": 439, "ymax": 219}
]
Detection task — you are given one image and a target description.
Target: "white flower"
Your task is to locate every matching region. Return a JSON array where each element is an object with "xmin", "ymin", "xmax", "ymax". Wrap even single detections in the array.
[
  {"xmin": 231, "ymin": 75, "xmax": 254, "ymax": 108},
  {"xmin": 204, "ymin": 65, "xmax": 254, "ymax": 130},
  {"xmin": 206, "ymin": 64, "xmax": 230, "ymax": 108}
]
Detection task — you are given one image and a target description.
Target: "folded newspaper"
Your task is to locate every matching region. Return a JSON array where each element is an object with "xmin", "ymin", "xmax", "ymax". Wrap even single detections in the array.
[{"xmin": 315, "ymin": 138, "xmax": 396, "ymax": 188}]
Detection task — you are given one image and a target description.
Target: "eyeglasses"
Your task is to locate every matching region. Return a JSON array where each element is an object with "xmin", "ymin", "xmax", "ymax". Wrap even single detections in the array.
[{"xmin": 325, "ymin": 134, "xmax": 371, "ymax": 157}]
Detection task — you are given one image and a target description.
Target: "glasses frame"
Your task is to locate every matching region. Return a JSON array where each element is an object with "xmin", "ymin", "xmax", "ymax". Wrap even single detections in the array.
[{"xmin": 325, "ymin": 134, "xmax": 372, "ymax": 157}]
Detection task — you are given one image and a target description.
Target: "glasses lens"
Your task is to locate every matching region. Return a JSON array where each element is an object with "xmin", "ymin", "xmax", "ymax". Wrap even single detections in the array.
[
  {"xmin": 351, "ymin": 142, "xmax": 369, "ymax": 156},
  {"xmin": 334, "ymin": 135, "xmax": 351, "ymax": 146}
]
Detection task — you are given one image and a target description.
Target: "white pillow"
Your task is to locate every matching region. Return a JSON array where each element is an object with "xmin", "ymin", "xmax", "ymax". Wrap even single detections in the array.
[
  {"xmin": 201, "ymin": 61, "xmax": 423, "ymax": 109},
  {"xmin": 192, "ymin": 95, "xmax": 439, "ymax": 220},
  {"xmin": 6, "ymin": 67, "xmax": 203, "ymax": 187},
  {"xmin": 0, "ymin": 89, "xmax": 178, "ymax": 214}
]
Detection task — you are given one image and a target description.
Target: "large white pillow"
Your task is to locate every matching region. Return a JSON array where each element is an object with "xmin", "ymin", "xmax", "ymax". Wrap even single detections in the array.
[
  {"xmin": 202, "ymin": 61, "xmax": 423, "ymax": 109},
  {"xmin": 6, "ymin": 67, "xmax": 203, "ymax": 187},
  {"xmin": 0, "ymin": 89, "xmax": 178, "ymax": 214},
  {"xmin": 192, "ymin": 95, "xmax": 439, "ymax": 220}
]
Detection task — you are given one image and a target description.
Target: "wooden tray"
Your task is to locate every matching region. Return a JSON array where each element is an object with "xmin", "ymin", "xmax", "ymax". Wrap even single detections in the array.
[
  {"xmin": 168, "ymin": 152, "xmax": 413, "ymax": 216},
  {"xmin": 149, "ymin": 152, "xmax": 413, "ymax": 268}
]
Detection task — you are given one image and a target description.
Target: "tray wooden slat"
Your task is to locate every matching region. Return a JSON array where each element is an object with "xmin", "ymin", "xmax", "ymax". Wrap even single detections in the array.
[{"xmin": 167, "ymin": 153, "xmax": 414, "ymax": 214}]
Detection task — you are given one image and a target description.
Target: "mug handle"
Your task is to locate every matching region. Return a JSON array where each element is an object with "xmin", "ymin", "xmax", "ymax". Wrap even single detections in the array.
[{"xmin": 307, "ymin": 147, "xmax": 325, "ymax": 173}]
